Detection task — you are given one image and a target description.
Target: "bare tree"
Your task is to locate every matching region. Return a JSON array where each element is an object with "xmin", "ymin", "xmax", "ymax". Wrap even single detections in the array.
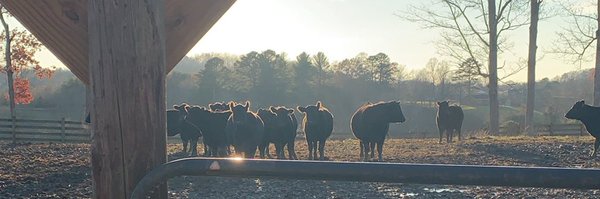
[
  {"xmin": 551, "ymin": 0, "xmax": 600, "ymax": 105},
  {"xmin": 401, "ymin": 0, "xmax": 529, "ymax": 134},
  {"xmin": 526, "ymin": 0, "xmax": 542, "ymax": 135}
]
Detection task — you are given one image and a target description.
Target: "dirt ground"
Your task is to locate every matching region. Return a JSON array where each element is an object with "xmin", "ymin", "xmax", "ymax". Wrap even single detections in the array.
[{"xmin": 1, "ymin": 136, "xmax": 600, "ymax": 198}]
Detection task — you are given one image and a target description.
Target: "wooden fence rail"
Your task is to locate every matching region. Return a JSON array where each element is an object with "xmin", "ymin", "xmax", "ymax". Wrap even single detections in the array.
[
  {"xmin": 0, "ymin": 117, "xmax": 89, "ymax": 143},
  {"xmin": 0, "ymin": 117, "xmax": 589, "ymax": 143}
]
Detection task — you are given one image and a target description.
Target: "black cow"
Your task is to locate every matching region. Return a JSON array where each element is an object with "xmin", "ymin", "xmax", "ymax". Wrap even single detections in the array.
[
  {"xmin": 298, "ymin": 101, "xmax": 333, "ymax": 160},
  {"xmin": 200, "ymin": 102, "xmax": 231, "ymax": 156},
  {"xmin": 226, "ymin": 101, "xmax": 265, "ymax": 158},
  {"xmin": 186, "ymin": 105, "xmax": 232, "ymax": 157},
  {"xmin": 257, "ymin": 108, "xmax": 278, "ymax": 159},
  {"xmin": 436, "ymin": 101, "xmax": 464, "ymax": 143},
  {"xmin": 257, "ymin": 106, "xmax": 299, "ymax": 159},
  {"xmin": 271, "ymin": 106, "xmax": 299, "ymax": 160},
  {"xmin": 167, "ymin": 103, "xmax": 203, "ymax": 156},
  {"xmin": 565, "ymin": 100, "xmax": 600, "ymax": 157},
  {"xmin": 351, "ymin": 101, "xmax": 406, "ymax": 161}
]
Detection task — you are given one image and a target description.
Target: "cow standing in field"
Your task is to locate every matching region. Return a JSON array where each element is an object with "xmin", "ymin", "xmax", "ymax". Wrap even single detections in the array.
[
  {"xmin": 272, "ymin": 106, "xmax": 299, "ymax": 160},
  {"xmin": 298, "ymin": 102, "xmax": 333, "ymax": 160},
  {"xmin": 258, "ymin": 106, "xmax": 299, "ymax": 159},
  {"xmin": 202, "ymin": 101, "xmax": 231, "ymax": 156},
  {"xmin": 436, "ymin": 101, "xmax": 464, "ymax": 143},
  {"xmin": 351, "ymin": 101, "xmax": 406, "ymax": 161},
  {"xmin": 565, "ymin": 100, "xmax": 600, "ymax": 157},
  {"xmin": 186, "ymin": 105, "xmax": 232, "ymax": 157},
  {"xmin": 167, "ymin": 103, "xmax": 203, "ymax": 156},
  {"xmin": 226, "ymin": 101, "xmax": 265, "ymax": 158}
]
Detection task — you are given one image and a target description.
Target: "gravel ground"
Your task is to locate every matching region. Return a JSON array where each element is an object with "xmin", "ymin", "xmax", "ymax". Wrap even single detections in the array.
[{"xmin": 1, "ymin": 136, "xmax": 600, "ymax": 198}]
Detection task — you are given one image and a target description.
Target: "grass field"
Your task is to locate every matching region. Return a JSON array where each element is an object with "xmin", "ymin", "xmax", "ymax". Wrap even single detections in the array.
[{"xmin": 1, "ymin": 135, "xmax": 599, "ymax": 198}]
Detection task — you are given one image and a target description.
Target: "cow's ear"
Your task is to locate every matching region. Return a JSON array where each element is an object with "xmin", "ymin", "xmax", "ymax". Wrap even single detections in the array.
[
  {"xmin": 437, "ymin": 102, "xmax": 441, "ymax": 106},
  {"xmin": 229, "ymin": 101, "xmax": 235, "ymax": 110},
  {"xmin": 298, "ymin": 106, "xmax": 306, "ymax": 113},
  {"xmin": 173, "ymin": 105, "xmax": 180, "ymax": 109},
  {"xmin": 288, "ymin": 109, "xmax": 294, "ymax": 114},
  {"xmin": 316, "ymin": 101, "xmax": 322, "ymax": 108},
  {"xmin": 244, "ymin": 101, "xmax": 250, "ymax": 111},
  {"xmin": 270, "ymin": 106, "xmax": 277, "ymax": 112}
]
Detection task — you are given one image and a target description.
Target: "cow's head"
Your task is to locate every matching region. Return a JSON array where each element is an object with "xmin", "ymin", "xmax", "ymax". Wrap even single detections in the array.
[
  {"xmin": 387, "ymin": 101, "xmax": 406, "ymax": 123},
  {"xmin": 298, "ymin": 101, "xmax": 323, "ymax": 124},
  {"xmin": 229, "ymin": 101, "xmax": 250, "ymax": 125},
  {"xmin": 565, "ymin": 100, "xmax": 586, "ymax": 120}
]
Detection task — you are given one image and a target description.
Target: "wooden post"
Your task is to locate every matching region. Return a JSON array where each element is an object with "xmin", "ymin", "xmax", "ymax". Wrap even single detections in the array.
[
  {"xmin": 11, "ymin": 115, "xmax": 16, "ymax": 143},
  {"xmin": 61, "ymin": 117, "xmax": 66, "ymax": 143},
  {"xmin": 88, "ymin": 0, "xmax": 167, "ymax": 198}
]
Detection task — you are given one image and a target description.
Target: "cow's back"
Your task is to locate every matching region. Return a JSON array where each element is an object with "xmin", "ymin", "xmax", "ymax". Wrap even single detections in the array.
[{"xmin": 581, "ymin": 106, "xmax": 600, "ymax": 138}]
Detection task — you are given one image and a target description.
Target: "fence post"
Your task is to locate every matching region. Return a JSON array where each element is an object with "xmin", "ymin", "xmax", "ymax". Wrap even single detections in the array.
[
  {"xmin": 61, "ymin": 117, "xmax": 66, "ymax": 143},
  {"xmin": 11, "ymin": 116, "xmax": 16, "ymax": 143}
]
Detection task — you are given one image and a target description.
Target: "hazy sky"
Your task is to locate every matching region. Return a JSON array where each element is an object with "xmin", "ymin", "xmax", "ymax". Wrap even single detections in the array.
[{"xmin": 18, "ymin": 0, "xmax": 595, "ymax": 82}]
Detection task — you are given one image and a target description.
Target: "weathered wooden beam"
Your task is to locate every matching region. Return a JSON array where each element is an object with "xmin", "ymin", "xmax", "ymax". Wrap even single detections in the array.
[
  {"xmin": 1, "ymin": 0, "xmax": 235, "ymax": 84},
  {"xmin": 88, "ymin": 0, "xmax": 167, "ymax": 198},
  {"xmin": 164, "ymin": 0, "xmax": 235, "ymax": 72},
  {"xmin": 0, "ymin": 0, "xmax": 88, "ymax": 82},
  {"xmin": 131, "ymin": 158, "xmax": 600, "ymax": 198}
]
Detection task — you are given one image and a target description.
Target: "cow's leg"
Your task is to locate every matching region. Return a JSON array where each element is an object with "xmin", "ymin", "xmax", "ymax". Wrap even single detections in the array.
[
  {"xmin": 312, "ymin": 141, "xmax": 318, "ymax": 160},
  {"xmin": 287, "ymin": 141, "xmax": 298, "ymax": 160},
  {"xmin": 275, "ymin": 143, "xmax": 285, "ymax": 159},
  {"xmin": 377, "ymin": 139, "xmax": 384, "ymax": 162},
  {"xmin": 258, "ymin": 141, "xmax": 268, "ymax": 159},
  {"xmin": 359, "ymin": 140, "xmax": 365, "ymax": 161},
  {"xmin": 318, "ymin": 140, "xmax": 326, "ymax": 161},
  {"xmin": 438, "ymin": 127, "xmax": 443, "ymax": 144},
  {"xmin": 182, "ymin": 137, "xmax": 189, "ymax": 154},
  {"xmin": 307, "ymin": 140, "xmax": 314, "ymax": 160},
  {"xmin": 457, "ymin": 127, "xmax": 462, "ymax": 141},
  {"xmin": 203, "ymin": 142, "xmax": 210, "ymax": 157},
  {"xmin": 592, "ymin": 138, "xmax": 600, "ymax": 157},
  {"xmin": 366, "ymin": 142, "xmax": 372, "ymax": 162},
  {"xmin": 446, "ymin": 129, "xmax": 451, "ymax": 143},
  {"xmin": 190, "ymin": 136, "xmax": 199, "ymax": 157}
]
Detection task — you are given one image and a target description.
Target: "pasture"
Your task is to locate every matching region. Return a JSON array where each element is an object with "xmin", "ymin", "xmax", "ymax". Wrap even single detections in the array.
[{"xmin": 1, "ymin": 135, "xmax": 599, "ymax": 198}]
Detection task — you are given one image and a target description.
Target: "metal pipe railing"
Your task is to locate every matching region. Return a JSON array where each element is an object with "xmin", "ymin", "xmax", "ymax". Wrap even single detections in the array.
[{"xmin": 131, "ymin": 158, "xmax": 600, "ymax": 198}]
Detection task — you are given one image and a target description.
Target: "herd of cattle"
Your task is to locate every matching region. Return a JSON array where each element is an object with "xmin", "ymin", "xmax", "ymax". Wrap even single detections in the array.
[
  {"xmin": 84, "ymin": 100, "xmax": 600, "ymax": 161},
  {"xmin": 166, "ymin": 100, "xmax": 467, "ymax": 161}
]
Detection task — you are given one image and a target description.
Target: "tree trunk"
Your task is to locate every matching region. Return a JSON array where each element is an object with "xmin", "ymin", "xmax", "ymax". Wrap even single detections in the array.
[
  {"xmin": 488, "ymin": 0, "xmax": 500, "ymax": 134},
  {"xmin": 595, "ymin": 0, "xmax": 600, "ymax": 106},
  {"xmin": 88, "ymin": 0, "xmax": 167, "ymax": 198},
  {"xmin": 526, "ymin": 0, "xmax": 540, "ymax": 135},
  {"xmin": 0, "ymin": 9, "xmax": 14, "ymax": 119}
]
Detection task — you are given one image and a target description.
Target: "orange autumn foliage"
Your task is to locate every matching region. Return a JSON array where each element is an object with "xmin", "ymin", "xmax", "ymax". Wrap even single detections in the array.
[{"xmin": 1, "ymin": 29, "xmax": 54, "ymax": 104}]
